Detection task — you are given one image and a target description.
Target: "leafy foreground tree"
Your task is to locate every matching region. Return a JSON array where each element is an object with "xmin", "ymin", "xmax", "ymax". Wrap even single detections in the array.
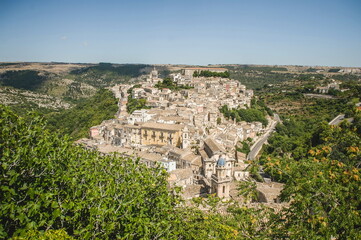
[
  {"xmin": 0, "ymin": 105, "xmax": 181, "ymax": 239},
  {"xmin": 2, "ymin": 104, "xmax": 360, "ymax": 239},
  {"xmin": 0, "ymin": 106, "xmax": 262, "ymax": 239},
  {"xmin": 263, "ymin": 117, "xmax": 361, "ymax": 239}
]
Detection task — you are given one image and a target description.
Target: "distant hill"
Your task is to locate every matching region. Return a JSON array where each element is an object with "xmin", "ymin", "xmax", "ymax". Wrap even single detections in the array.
[
  {"xmin": 0, "ymin": 62, "xmax": 151, "ymax": 114},
  {"xmin": 1, "ymin": 62, "xmax": 360, "ymax": 114}
]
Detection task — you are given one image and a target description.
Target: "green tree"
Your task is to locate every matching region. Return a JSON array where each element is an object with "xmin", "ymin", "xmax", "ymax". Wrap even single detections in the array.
[
  {"xmin": 263, "ymin": 118, "xmax": 361, "ymax": 239},
  {"xmin": 45, "ymin": 89, "xmax": 118, "ymax": 139},
  {"xmin": 0, "ymin": 105, "xmax": 180, "ymax": 239},
  {"xmin": 216, "ymin": 117, "xmax": 221, "ymax": 125}
]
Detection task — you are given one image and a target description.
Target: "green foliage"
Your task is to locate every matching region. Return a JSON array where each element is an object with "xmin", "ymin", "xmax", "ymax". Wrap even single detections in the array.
[
  {"xmin": 45, "ymin": 89, "xmax": 118, "ymax": 139},
  {"xmin": 0, "ymin": 70, "xmax": 47, "ymax": 91},
  {"xmin": 1, "ymin": 103, "xmax": 360, "ymax": 239},
  {"xmin": 126, "ymin": 84, "xmax": 142, "ymax": 94},
  {"xmin": 298, "ymin": 74, "xmax": 324, "ymax": 81},
  {"xmin": 173, "ymin": 206, "xmax": 239, "ymax": 239},
  {"xmin": 340, "ymin": 81, "xmax": 361, "ymax": 97},
  {"xmin": 264, "ymin": 97, "xmax": 353, "ymax": 160},
  {"xmin": 220, "ymin": 104, "xmax": 268, "ymax": 126},
  {"xmin": 0, "ymin": 63, "xmax": 20, "ymax": 66},
  {"xmin": 193, "ymin": 70, "xmax": 230, "ymax": 78},
  {"xmin": 264, "ymin": 117, "xmax": 314, "ymax": 159},
  {"xmin": 237, "ymin": 140, "xmax": 251, "ymax": 154},
  {"xmin": 0, "ymin": 64, "xmax": 147, "ymax": 121},
  {"xmin": 226, "ymin": 65, "xmax": 288, "ymax": 72},
  {"xmin": 306, "ymin": 68, "xmax": 319, "ymax": 72},
  {"xmin": 216, "ymin": 117, "xmax": 221, "ymax": 125},
  {"xmin": 0, "ymin": 105, "xmax": 180, "ymax": 239},
  {"xmin": 328, "ymin": 68, "xmax": 341, "ymax": 72},
  {"xmin": 225, "ymin": 205, "xmax": 276, "ymax": 239},
  {"xmin": 237, "ymin": 181, "xmax": 258, "ymax": 203},
  {"xmin": 126, "ymin": 97, "xmax": 150, "ymax": 114},
  {"xmin": 332, "ymin": 74, "xmax": 360, "ymax": 82},
  {"xmin": 125, "ymin": 84, "xmax": 151, "ymax": 113},
  {"xmin": 70, "ymin": 63, "xmax": 147, "ymax": 85},
  {"xmin": 155, "ymin": 78, "xmax": 193, "ymax": 90},
  {"xmin": 299, "ymin": 83, "xmax": 316, "ymax": 93},
  {"xmin": 0, "ymin": 105, "xmax": 286, "ymax": 240},
  {"xmin": 264, "ymin": 144, "xmax": 360, "ymax": 238},
  {"xmin": 228, "ymin": 66, "xmax": 293, "ymax": 90},
  {"xmin": 10, "ymin": 229, "xmax": 74, "ymax": 240},
  {"xmin": 327, "ymin": 88, "xmax": 341, "ymax": 96},
  {"xmin": 251, "ymin": 98, "xmax": 273, "ymax": 116},
  {"xmin": 261, "ymin": 110, "xmax": 361, "ymax": 239}
]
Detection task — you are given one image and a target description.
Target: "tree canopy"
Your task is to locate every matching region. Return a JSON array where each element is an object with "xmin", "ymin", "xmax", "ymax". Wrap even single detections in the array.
[
  {"xmin": 154, "ymin": 78, "xmax": 193, "ymax": 90},
  {"xmin": 45, "ymin": 89, "xmax": 118, "ymax": 139},
  {"xmin": 193, "ymin": 70, "xmax": 230, "ymax": 78},
  {"xmin": 0, "ymin": 105, "xmax": 180, "ymax": 239},
  {"xmin": 220, "ymin": 102, "xmax": 269, "ymax": 126}
]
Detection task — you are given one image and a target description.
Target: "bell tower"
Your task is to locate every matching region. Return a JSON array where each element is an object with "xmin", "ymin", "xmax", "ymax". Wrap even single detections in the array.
[
  {"xmin": 211, "ymin": 155, "xmax": 231, "ymax": 199},
  {"xmin": 182, "ymin": 126, "xmax": 190, "ymax": 149}
]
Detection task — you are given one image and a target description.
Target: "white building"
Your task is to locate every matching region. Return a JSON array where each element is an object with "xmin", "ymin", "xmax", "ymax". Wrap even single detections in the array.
[{"xmin": 127, "ymin": 109, "xmax": 154, "ymax": 124}]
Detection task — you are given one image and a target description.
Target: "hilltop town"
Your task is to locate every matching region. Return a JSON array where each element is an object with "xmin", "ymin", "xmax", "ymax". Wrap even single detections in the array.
[
  {"xmin": 1, "ymin": 63, "xmax": 359, "ymax": 238},
  {"xmin": 76, "ymin": 67, "xmax": 281, "ymax": 202}
]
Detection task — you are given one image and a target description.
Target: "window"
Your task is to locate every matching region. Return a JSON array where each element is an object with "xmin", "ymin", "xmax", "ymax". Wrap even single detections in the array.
[
  {"xmin": 168, "ymin": 133, "xmax": 173, "ymax": 145},
  {"xmin": 222, "ymin": 186, "xmax": 225, "ymax": 193}
]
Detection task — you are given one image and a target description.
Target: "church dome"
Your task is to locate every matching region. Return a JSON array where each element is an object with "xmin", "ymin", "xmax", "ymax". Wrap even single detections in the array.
[{"xmin": 217, "ymin": 157, "xmax": 226, "ymax": 167}]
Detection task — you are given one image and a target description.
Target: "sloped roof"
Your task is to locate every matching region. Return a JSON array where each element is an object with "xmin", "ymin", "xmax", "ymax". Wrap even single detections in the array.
[
  {"xmin": 142, "ymin": 122, "xmax": 183, "ymax": 131},
  {"xmin": 199, "ymin": 149, "xmax": 208, "ymax": 160},
  {"xmin": 169, "ymin": 168, "xmax": 193, "ymax": 181},
  {"xmin": 204, "ymin": 137, "xmax": 224, "ymax": 154}
]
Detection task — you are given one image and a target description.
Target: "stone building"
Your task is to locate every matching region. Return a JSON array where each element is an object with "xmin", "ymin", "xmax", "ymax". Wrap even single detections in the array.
[
  {"xmin": 211, "ymin": 156, "xmax": 232, "ymax": 199},
  {"xmin": 140, "ymin": 122, "xmax": 184, "ymax": 148},
  {"xmin": 202, "ymin": 137, "xmax": 225, "ymax": 179},
  {"xmin": 147, "ymin": 67, "xmax": 162, "ymax": 84},
  {"xmin": 127, "ymin": 109, "xmax": 154, "ymax": 124},
  {"xmin": 124, "ymin": 125, "xmax": 142, "ymax": 147}
]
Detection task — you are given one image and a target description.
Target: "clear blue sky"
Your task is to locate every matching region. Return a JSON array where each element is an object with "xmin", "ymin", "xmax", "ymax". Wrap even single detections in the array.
[{"xmin": 1, "ymin": 0, "xmax": 360, "ymax": 66}]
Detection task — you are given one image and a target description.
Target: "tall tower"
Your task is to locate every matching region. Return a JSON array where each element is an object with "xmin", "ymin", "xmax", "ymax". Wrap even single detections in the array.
[
  {"xmin": 211, "ymin": 156, "xmax": 232, "ymax": 199},
  {"xmin": 150, "ymin": 67, "xmax": 158, "ymax": 79},
  {"xmin": 182, "ymin": 126, "xmax": 190, "ymax": 149}
]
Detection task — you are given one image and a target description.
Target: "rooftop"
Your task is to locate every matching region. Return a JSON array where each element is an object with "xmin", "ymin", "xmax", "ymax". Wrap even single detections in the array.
[
  {"xmin": 204, "ymin": 137, "xmax": 224, "ymax": 154},
  {"xmin": 142, "ymin": 122, "xmax": 183, "ymax": 131}
]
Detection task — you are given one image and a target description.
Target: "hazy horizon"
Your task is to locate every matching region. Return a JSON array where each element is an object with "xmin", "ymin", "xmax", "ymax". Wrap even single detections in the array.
[{"xmin": 1, "ymin": 61, "xmax": 360, "ymax": 69}]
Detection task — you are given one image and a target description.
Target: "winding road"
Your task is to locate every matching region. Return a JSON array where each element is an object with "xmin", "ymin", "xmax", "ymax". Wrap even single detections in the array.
[
  {"xmin": 329, "ymin": 114, "xmax": 346, "ymax": 126},
  {"xmin": 247, "ymin": 114, "xmax": 280, "ymax": 160}
]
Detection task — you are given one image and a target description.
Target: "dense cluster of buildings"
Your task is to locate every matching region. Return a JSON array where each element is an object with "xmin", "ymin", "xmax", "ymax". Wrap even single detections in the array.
[{"xmin": 78, "ymin": 67, "xmax": 278, "ymax": 201}]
